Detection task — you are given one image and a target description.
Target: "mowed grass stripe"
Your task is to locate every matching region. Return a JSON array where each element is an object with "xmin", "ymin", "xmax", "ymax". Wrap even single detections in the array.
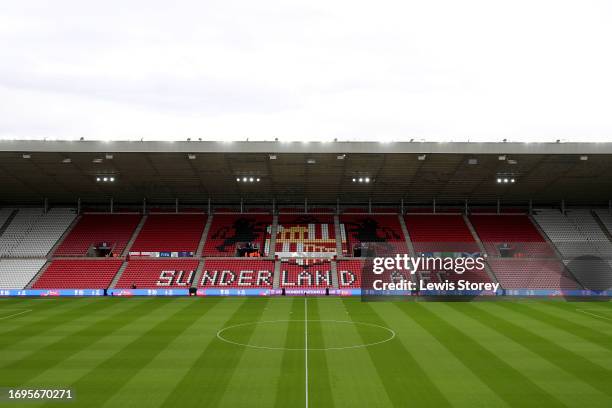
[
  {"xmin": 0, "ymin": 298, "xmax": 109, "ymax": 340},
  {"xmin": 44, "ymin": 298, "xmax": 219, "ymax": 408},
  {"xmin": 306, "ymin": 298, "xmax": 334, "ymax": 408},
  {"xmin": 2, "ymin": 298, "xmax": 161, "ymax": 386},
  {"xmin": 462, "ymin": 303, "xmax": 612, "ymax": 403},
  {"xmin": 369, "ymin": 302, "xmax": 509, "ymax": 408},
  {"xmin": 0, "ymin": 299, "xmax": 120, "ymax": 364},
  {"xmin": 323, "ymin": 298, "xmax": 394, "ymax": 408},
  {"xmin": 219, "ymin": 298, "xmax": 295, "ymax": 407},
  {"xmin": 539, "ymin": 301, "xmax": 612, "ymax": 336},
  {"xmin": 483, "ymin": 302, "xmax": 612, "ymax": 369},
  {"xmin": 274, "ymin": 298, "xmax": 306, "ymax": 408},
  {"xmin": 101, "ymin": 298, "xmax": 247, "ymax": 408},
  {"xmin": 159, "ymin": 297, "xmax": 269, "ymax": 408},
  {"xmin": 344, "ymin": 300, "xmax": 450, "ymax": 408},
  {"xmin": 15, "ymin": 299, "xmax": 193, "ymax": 398},
  {"xmin": 399, "ymin": 302, "xmax": 566, "ymax": 408},
  {"xmin": 499, "ymin": 302, "xmax": 612, "ymax": 352},
  {"xmin": 537, "ymin": 302, "xmax": 612, "ymax": 334}
]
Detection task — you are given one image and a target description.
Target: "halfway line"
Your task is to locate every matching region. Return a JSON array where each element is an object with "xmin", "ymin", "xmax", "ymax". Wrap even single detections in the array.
[{"xmin": 304, "ymin": 297, "xmax": 309, "ymax": 408}]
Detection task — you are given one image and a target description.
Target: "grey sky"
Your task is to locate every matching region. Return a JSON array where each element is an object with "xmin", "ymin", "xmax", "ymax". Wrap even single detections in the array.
[{"xmin": 1, "ymin": 0, "xmax": 611, "ymax": 142}]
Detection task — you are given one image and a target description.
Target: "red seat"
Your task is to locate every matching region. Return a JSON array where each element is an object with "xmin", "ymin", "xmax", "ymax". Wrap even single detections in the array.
[
  {"xmin": 404, "ymin": 215, "xmax": 479, "ymax": 253},
  {"xmin": 274, "ymin": 215, "xmax": 340, "ymax": 256},
  {"xmin": 54, "ymin": 214, "xmax": 141, "ymax": 257},
  {"xmin": 115, "ymin": 259, "xmax": 200, "ymax": 288},
  {"xmin": 336, "ymin": 260, "xmax": 363, "ymax": 288},
  {"xmin": 198, "ymin": 259, "xmax": 274, "ymax": 288},
  {"xmin": 340, "ymin": 214, "xmax": 407, "ymax": 256},
  {"xmin": 131, "ymin": 214, "xmax": 206, "ymax": 253},
  {"xmin": 469, "ymin": 215, "xmax": 555, "ymax": 257},
  {"xmin": 32, "ymin": 259, "xmax": 123, "ymax": 289},
  {"xmin": 279, "ymin": 260, "xmax": 333, "ymax": 288},
  {"xmin": 488, "ymin": 259, "xmax": 577, "ymax": 289},
  {"xmin": 204, "ymin": 214, "xmax": 271, "ymax": 256}
]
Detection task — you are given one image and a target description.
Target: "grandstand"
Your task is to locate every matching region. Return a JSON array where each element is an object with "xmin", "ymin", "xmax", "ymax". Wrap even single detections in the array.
[
  {"xmin": 404, "ymin": 214, "xmax": 480, "ymax": 253},
  {"xmin": 54, "ymin": 213, "xmax": 141, "ymax": 257},
  {"xmin": 129, "ymin": 213, "xmax": 206, "ymax": 254},
  {"xmin": 0, "ymin": 140, "xmax": 611, "ymax": 294}
]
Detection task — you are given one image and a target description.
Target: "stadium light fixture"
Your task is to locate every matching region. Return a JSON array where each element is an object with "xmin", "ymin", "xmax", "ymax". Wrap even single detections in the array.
[
  {"xmin": 62, "ymin": 158, "xmax": 71, "ymax": 164},
  {"xmin": 188, "ymin": 154, "xmax": 196, "ymax": 160},
  {"xmin": 580, "ymin": 155, "xmax": 588, "ymax": 161},
  {"xmin": 418, "ymin": 154, "xmax": 426, "ymax": 161},
  {"xmin": 22, "ymin": 154, "xmax": 31, "ymax": 159},
  {"xmin": 236, "ymin": 176, "xmax": 261, "ymax": 183},
  {"xmin": 496, "ymin": 176, "xmax": 516, "ymax": 184}
]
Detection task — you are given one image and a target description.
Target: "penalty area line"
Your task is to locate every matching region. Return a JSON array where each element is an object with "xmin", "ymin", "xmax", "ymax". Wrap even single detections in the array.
[
  {"xmin": 0, "ymin": 309, "xmax": 32, "ymax": 321},
  {"xmin": 576, "ymin": 309, "xmax": 612, "ymax": 321}
]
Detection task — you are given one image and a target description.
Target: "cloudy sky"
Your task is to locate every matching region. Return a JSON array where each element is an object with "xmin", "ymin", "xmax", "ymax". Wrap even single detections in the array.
[{"xmin": 1, "ymin": 0, "xmax": 611, "ymax": 142}]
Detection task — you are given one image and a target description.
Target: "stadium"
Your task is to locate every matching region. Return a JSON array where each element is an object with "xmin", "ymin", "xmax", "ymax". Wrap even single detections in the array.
[
  {"xmin": 3, "ymin": 0, "xmax": 612, "ymax": 406},
  {"xmin": 0, "ymin": 139, "xmax": 611, "ymax": 407}
]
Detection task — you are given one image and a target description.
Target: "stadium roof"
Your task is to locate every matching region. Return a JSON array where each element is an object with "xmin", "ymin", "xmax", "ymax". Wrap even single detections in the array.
[{"xmin": 1, "ymin": 140, "xmax": 611, "ymax": 205}]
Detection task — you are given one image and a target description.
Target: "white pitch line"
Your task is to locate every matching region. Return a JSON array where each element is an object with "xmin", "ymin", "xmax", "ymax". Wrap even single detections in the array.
[
  {"xmin": 304, "ymin": 297, "xmax": 309, "ymax": 408},
  {"xmin": 0, "ymin": 309, "xmax": 32, "ymax": 321},
  {"xmin": 576, "ymin": 309, "xmax": 612, "ymax": 321}
]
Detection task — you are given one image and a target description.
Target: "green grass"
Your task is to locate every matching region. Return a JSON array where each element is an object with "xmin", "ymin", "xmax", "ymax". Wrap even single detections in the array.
[{"xmin": 0, "ymin": 297, "xmax": 611, "ymax": 407}]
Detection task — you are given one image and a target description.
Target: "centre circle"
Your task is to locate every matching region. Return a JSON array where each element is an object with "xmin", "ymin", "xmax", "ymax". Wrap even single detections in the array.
[{"xmin": 216, "ymin": 320, "xmax": 395, "ymax": 350}]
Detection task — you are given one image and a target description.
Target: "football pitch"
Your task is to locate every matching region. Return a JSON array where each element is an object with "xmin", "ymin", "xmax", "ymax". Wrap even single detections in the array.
[{"xmin": 1, "ymin": 297, "xmax": 611, "ymax": 408}]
